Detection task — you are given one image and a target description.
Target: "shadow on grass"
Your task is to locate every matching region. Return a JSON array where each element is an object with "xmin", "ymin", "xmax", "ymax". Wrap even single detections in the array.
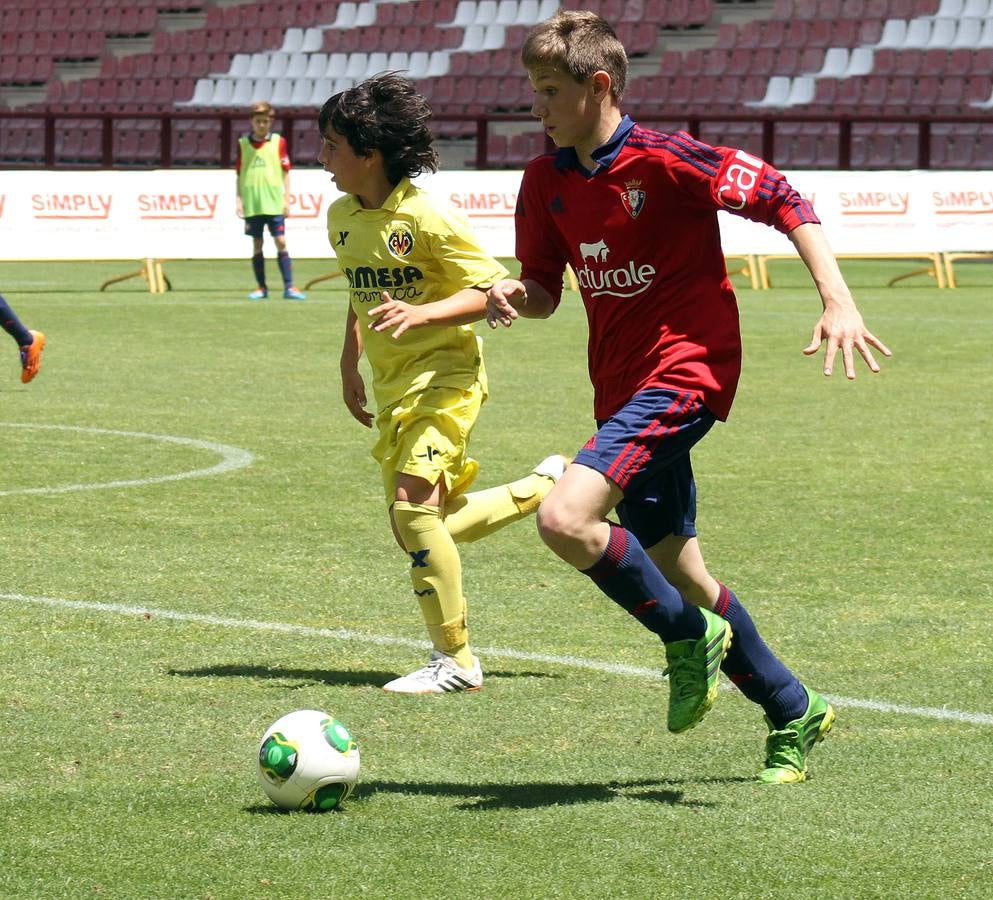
[
  {"xmin": 168, "ymin": 663, "xmax": 558, "ymax": 688},
  {"xmin": 245, "ymin": 776, "xmax": 748, "ymax": 814}
]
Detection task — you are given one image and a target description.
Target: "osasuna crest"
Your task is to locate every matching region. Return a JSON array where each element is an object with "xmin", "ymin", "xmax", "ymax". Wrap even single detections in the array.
[
  {"xmin": 621, "ymin": 179, "xmax": 646, "ymax": 219},
  {"xmin": 387, "ymin": 225, "xmax": 415, "ymax": 258}
]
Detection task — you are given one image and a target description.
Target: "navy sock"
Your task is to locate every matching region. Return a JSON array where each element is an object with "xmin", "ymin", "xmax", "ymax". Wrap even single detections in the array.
[
  {"xmin": 714, "ymin": 582, "xmax": 808, "ymax": 728},
  {"xmin": 582, "ymin": 523, "xmax": 705, "ymax": 642},
  {"xmin": 0, "ymin": 294, "xmax": 31, "ymax": 346},
  {"xmin": 277, "ymin": 250, "xmax": 293, "ymax": 288},
  {"xmin": 252, "ymin": 253, "xmax": 266, "ymax": 289}
]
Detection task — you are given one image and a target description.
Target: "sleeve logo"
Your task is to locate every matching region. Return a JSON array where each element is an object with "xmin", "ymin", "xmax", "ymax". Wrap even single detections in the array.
[{"xmin": 716, "ymin": 149, "xmax": 764, "ymax": 211}]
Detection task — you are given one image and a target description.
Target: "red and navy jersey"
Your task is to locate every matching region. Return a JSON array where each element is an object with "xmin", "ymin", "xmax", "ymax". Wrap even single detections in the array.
[{"xmin": 516, "ymin": 117, "xmax": 819, "ymax": 421}]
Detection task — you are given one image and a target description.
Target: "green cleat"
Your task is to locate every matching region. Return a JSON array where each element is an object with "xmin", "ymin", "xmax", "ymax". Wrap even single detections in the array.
[
  {"xmin": 664, "ymin": 608, "xmax": 732, "ymax": 733},
  {"xmin": 757, "ymin": 686, "xmax": 836, "ymax": 784}
]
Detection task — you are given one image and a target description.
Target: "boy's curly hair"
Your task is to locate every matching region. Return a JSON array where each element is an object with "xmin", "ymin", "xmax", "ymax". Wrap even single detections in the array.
[{"xmin": 318, "ymin": 73, "xmax": 439, "ymax": 185}]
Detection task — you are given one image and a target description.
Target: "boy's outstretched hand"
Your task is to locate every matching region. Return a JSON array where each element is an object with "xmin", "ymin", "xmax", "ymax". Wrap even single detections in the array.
[{"xmin": 803, "ymin": 303, "xmax": 892, "ymax": 378}]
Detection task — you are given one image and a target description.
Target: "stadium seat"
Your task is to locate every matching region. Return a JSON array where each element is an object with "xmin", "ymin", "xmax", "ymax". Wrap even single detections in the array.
[
  {"xmin": 285, "ymin": 54, "xmax": 309, "ymax": 79},
  {"xmin": 344, "ymin": 53, "xmax": 369, "ymax": 80},
  {"xmin": 327, "ymin": 53, "xmax": 349, "ymax": 78},
  {"xmin": 270, "ymin": 79, "xmax": 293, "ymax": 106},
  {"xmin": 814, "ymin": 47, "xmax": 850, "ymax": 78},
  {"xmin": 280, "ymin": 28, "xmax": 305, "ymax": 54},
  {"xmin": 844, "ymin": 46, "xmax": 875, "ymax": 76},
  {"xmin": 303, "ymin": 53, "xmax": 328, "ymax": 78},
  {"xmin": 181, "ymin": 78, "xmax": 213, "ymax": 106},
  {"xmin": 746, "ymin": 75, "xmax": 792, "ymax": 107},
  {"xmin": 365, "ymin": 51, "xmax": 389, "ymax": 77},
  {"xmin": 407, "ymin": 51, "xmax": 432, "ymax": 78},
  {"xmin": 873, "ymin": 20, "xmax": 908, "ymax": 48},
  {"xmin": 266, "ymin": 52, "xmax": 290, "ymax": 79}
]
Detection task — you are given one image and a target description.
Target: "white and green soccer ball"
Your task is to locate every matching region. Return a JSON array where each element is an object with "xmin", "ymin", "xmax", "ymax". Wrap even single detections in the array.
[{"xmin": 257, "ymin": 709, "xmax": 360, "ymax": 811}]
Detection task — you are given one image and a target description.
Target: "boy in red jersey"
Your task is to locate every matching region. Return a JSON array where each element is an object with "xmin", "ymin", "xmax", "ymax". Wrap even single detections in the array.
[{"xmin": 487, "ymin": 11, "xmax": 891, "ymax": 782}]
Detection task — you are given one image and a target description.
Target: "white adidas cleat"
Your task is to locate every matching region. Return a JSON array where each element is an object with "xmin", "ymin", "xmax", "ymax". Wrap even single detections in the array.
[
  {"xmin": 383, "ymin": 651, "xmax": 483, "ymax": 694},
  {"xmin": 532, "ymin": 454, "xmax": 570, "ymax": 482}
]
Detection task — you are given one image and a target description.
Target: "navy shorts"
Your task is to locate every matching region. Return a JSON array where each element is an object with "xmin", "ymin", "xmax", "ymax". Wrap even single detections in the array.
[
  {"xmin": 573, "ymin": 388, "xmax": 716, "ymax": 547},
  {"xmin": 244, "ymin": 214, "xmax": 286, "ymax": 238}
]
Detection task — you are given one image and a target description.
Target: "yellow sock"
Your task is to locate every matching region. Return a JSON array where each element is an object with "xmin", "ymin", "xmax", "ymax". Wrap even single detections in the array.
[
  {"xmin": 444, "ymin": 471, "xmax": 554, "ymax": 544},
  {"xmin": 392, "ymin": 500, "xmax": 473, "ymax": 669}
]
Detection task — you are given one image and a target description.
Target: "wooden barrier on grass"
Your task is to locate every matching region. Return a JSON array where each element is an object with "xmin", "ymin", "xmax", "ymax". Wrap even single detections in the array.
[{"xmin": 100, "ymin": 258, "xmax": 170, "ymax": 294}]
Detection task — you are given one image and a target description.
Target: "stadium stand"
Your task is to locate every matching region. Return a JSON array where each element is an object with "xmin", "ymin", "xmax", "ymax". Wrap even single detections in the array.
[{"xmin": 0, "ymin": 0, "xmax": 990, "ymax": 169}]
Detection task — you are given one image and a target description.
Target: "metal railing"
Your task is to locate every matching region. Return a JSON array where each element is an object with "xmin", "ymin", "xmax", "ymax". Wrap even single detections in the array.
[{"xmin": 1, "ymin": 110, "xmax": 991, "ymax": 169}]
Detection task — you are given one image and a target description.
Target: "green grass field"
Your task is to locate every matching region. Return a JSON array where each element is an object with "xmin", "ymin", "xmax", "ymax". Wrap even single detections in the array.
[{"xmin": 1, "ymin": 257, "xmax": 990, "ymax": 899}]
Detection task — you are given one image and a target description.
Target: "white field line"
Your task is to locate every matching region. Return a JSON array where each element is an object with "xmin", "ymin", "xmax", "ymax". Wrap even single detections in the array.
[
  {"xmin": 2, "ymin": 591, "xmax": 991, "ymax": 728},
  {"xmin": 0, "ymin": 424, "xmax": 254, "ymax": 496}
]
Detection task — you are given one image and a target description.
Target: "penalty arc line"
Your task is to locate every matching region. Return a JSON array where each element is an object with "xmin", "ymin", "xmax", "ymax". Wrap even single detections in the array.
[{"xmin": 2, "ymin": 591, "xmax": 992, "ymax": 729}]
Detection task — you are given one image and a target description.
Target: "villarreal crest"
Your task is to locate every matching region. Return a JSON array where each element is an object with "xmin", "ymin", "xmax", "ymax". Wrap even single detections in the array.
[
  {"xmin": 621, "ymin": 180, "xmax": 646, "ymax": 219},
  {"xmin": 387, "ymin": 225, "xmax": 415, "ymax": 258}
]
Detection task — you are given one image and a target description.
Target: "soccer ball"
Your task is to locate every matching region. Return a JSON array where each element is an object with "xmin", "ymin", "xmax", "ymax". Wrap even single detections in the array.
[{"xmin": 256, "ymin": 709, "xmax": 360, "ymax": 811}]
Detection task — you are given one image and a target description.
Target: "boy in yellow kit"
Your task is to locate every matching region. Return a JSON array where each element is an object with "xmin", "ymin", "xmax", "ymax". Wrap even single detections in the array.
[
  {"xmin": 236, "ymin": 101, "xmax": 306, "ymax": 301},
  {"xmin": 318, "ymin": 73, "xmax": 565, "ymax": 693}
]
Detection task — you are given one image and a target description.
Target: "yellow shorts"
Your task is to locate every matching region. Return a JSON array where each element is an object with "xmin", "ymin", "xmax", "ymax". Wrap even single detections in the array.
[{"xmin": 372, "ymin": 382, "xmax": 485, "ymax": 503}]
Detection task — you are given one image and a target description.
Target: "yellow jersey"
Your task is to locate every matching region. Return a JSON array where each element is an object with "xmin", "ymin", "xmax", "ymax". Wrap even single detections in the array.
[{"xmin": 327, "ymin": 178, "xmax": 508, "ymax": 411}]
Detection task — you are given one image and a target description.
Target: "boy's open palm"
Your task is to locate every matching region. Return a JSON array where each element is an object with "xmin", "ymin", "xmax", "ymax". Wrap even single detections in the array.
[{"xmin": 803, "ymin": 304, "xmax": 892, "ymax": 378}]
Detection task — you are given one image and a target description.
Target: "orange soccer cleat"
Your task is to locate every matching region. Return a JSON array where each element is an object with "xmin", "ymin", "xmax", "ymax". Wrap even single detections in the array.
[{"xmin": 19, "ymin": 330, "xmax": 45, "ymax": 383}]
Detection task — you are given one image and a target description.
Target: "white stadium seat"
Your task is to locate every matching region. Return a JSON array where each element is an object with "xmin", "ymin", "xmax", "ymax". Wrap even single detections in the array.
[
  {"xmin": 181, "ymin": 78, "xmax": 214, "ymax": 106},
  {"xmin": 270, "ymin": 79, "xmax": 294, "ymax": 106},
  {"xmin": 281, "ymin": 28, "xmax": 305, "ymax": 54},
  {"xmin": 925, "ymin": 18, "xmax": 958, "ymax": 48},
  {"xmin": 844, "ymin": 46, "xmax": 875, "ymax": 77},
  {"xmin": 300, "ymin": 28, "xmax": 324, "ymax": 53},
  {"xmin": 305, "ymin": 53, "xmax": 328, "ymax": 78},
  {"xmin": 247, "ymin": 54, "xmax": 269, "ymax": 79},
  {"xmin": 407, "ymin": 51, "xmax": 431, "ymax": 79},
  {"xmin": 344, "ymin": 52, "xmax": 369, "ymax": 79},
  {"xmin": 285, "ymin": 54, "xmax": 309, "ymax": 79},
  {"xmin": 951, "ymin": 18, "xmax": 983, "ymax": 48},
  {"xmin": 332, "ymin": 2, "xmax": 357, "ymax": 28},
  {"xmin": 902, "ymin": 19, "xmax": 933, "ymax": 49},
  {"xmin": 745, "ymin": 75, "xmax": 792, "ymax": 107},
  {"xmin": 327, "ymin": 53, "xmax": 349, "ymax": 78},
  {"xmin": 365, "ymin": 51, "xmax": 389, "ymax": 78},
  {"xmin": 228, "ymin": 54, "xmax": 251, "ymax": 78},
  {"xmin": 814, "ymin": 48, "xmax": 849, "ymax": 78},
  {"xmin": 449, "ymin": 1, "xmax": 479, "ymax": 27},
  {"xmin": 266, "ymin": 52, "xmax": 290, "ymax": 79},
  {"xmin": 210, "ymin": 78, "xmax": 234, "ymax": 106},
  {"xmin": 353, "ymin": 3, "xmax": 376, "ymax": 26},
  {"xmin": 309, "ymin": 77, "xmax": 332, "ymax": 105},
  {"xmin": 475, "ymin": 0, "xmax": 499, "ymax": 24}
]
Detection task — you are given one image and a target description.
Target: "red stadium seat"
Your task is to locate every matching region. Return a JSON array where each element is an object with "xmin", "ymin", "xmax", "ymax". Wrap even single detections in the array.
[
  {"xmin": 701, "ymin": 49, "xmax": 730, "ymax": 77},
  {"xmin": 681, "ymin": 49, "xmax": 705, "ymax": 76},
  {"xmin": 894, "ymin": 50, "xmax": 926, "ymax": 76},
  {"xmin": 861, "ymin": 76, "xmax": 888, "ymax": 107},
  {"xmin": 782, "ymin": 20, "xmax": 810, "ymax": 48},
  {"xmin": 872, "ymin": 48, "xmax": 898, "ymax": 76}
]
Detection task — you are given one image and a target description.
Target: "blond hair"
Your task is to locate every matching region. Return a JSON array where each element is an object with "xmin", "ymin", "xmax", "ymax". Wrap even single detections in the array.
[
  {"xmin": 522, "ymin": 10, "xmax": 628, "ymax": 98},
  {"xmin": 250, "ymin": 101, "xmax": 275, "ymax": 118}
]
